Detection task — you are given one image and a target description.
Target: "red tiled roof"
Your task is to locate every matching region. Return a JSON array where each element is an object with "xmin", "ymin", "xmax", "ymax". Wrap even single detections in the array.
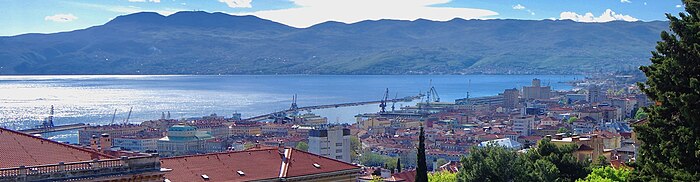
[
  {"xmin": 0, "ymin": 128, "xmax": 113, "ymax": 168},
  {"xmin": 160, "ymin": 147, "xmax": 360, "ymax": 181},
  {"xmin": 392, "ymin": 170, "xmax": 416, "ymax": 182}
]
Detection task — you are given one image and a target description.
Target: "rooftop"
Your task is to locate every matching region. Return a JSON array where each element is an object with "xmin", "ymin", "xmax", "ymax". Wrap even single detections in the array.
[
  {"xmin": 160, "ymin": 147, "xmax": 360, "ymax": 181},
  {"xmin": 0, "ymin": 127, "xmax": 113, "ymax": 168}
]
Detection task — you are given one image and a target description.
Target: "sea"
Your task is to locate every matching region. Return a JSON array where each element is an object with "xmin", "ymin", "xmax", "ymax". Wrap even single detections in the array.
[{"xmin": 0, "ymin": 75, "xmax": 580, "ymax": 143}]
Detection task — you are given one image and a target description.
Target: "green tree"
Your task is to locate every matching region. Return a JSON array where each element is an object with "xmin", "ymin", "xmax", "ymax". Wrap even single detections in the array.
[
  {"xmin": 396, "ymin": 158, "xmax": 402, "ymax": 173},
  {"xmin": 592, "ymin": 155, "xmax": 609, "ymax": 168},
  {"xmin": 295, "ymin": 141, "xmax": 309, "ymax": 151},
  {"xmin": 416, "ymin": 126, "xmax": 429, "ymax": 182},
  {"xmin": 568, "ymin": 117, "xmax": 578, "ymax": 124},
  {"xmin": 350, "ymin": 136, "xmax": 361, "ymax": 161},
  {"xmin": 436, "ymin": 158, "xmax": 448, "ymax": 169},
  {"xmin": 634, "ymin": 109, "xmax": 648, "ymax": 120},
  {"xmin": 458, "ymin": 144, "xmax": 522, "ymax": 181},
  {"xmin": 577, "ymin": 166, "xmax": 631, "ymax": 182},
  {"xmin": 458, "ymin": 139, "xmax": 590, "ymax": 182},
  {"xmin": 558, "ymin": 127, "xmax": 570, "ymax": 134},
  {"xmin": 632, "ymin": 0, "xmax": 700, "ymax": 181},
  {"xmin": 359, "ymin": 152, "xmax": 398, "ymax": 170},
  {"xmin": 429, "ymin": 171, "xmax": 457, "ymax": 182}
]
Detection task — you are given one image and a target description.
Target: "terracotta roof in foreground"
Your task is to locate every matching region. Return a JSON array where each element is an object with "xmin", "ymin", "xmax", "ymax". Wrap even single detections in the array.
[
  {"xmin": 160, "ymin": 147, "xmax": 360, "ymax": 182},
  {"xmin": 0, "ymin": 127, "xmax": 113, "ymax": 168}
]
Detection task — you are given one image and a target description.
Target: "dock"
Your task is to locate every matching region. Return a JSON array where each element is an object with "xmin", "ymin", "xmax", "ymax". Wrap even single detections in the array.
[
  {"xmin": 243, "ymin": 94, "xmax": 423, "ymax": 122},
  {"xmin": 19, "ymin": 123, "xmax": 88, "ymax": 135}
]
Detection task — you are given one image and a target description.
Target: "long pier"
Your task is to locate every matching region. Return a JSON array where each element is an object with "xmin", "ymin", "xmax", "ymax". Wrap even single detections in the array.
[
  {"xmin": 243, "ymin": 94, "xmax": 423, "ymax": 122},
  {"xmin": 19, "ymin": 123, "xmax": 88, "ymax": 135}
]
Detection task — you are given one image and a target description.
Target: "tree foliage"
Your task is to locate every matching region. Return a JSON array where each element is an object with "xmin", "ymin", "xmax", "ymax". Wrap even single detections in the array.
[
  {"xmin": 577, "ymin": 166, "xmax": 631, "ymax": 182},
  {"xmin": 360, "ymin": 152, "xmax": 398, "ymax": 170},
  {"xmin": 458, "ymin": 139, "xmax": 590, "ymax": 182},
  {"xmin": 416, "ymin": 126, "xmax": 429, "ymax": 182},
  {"xmin": 429, "ymin": 171, "xmax": 457, "ymax": 182},
  {"xmin": 634, "ymin": 109, "xmax": 648, "ymax": 120},
  {"xmin": 632, "ymin": 0, "xmax": 700, "ymax": 181},
  {"xmin": 350, "ymin": 136, "xmax": 361, "ymax": 161},
  {"xmin": 295, "ymin": 141, "xmax": 309, "ymax": 151},
  {"xmin": 568, "ymin": 117, "xmax": 578, "ymax": 124}
]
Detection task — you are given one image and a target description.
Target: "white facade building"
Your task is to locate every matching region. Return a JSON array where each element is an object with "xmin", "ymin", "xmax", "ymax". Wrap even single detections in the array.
[
  {"xmin": 512, "ymin": 116, "xmax": 534, "ymax": 136},
  {"xmin": 308, "ymin": 127, "xmax": 351, "ymax": 162}
]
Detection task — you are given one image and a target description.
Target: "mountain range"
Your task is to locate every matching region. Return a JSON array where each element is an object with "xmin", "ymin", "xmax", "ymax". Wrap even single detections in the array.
[{"xmin": 0, "ymin": 11, "xmax": 669, "ymax": 75}]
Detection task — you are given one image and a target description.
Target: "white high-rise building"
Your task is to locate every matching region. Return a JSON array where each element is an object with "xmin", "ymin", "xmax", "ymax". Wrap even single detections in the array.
[
  {"xmin": 308, "ymin": 127, "xmax": 351, "ymax": 162},
  {"xmin": 512, "ymin": 116, "xmax": 534, "ymax": 136}
]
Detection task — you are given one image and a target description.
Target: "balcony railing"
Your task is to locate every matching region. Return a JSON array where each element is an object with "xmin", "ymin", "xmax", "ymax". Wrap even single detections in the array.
[{"xmin": 0, "ymin": 154, "xmax": 161, "ymax": 181}]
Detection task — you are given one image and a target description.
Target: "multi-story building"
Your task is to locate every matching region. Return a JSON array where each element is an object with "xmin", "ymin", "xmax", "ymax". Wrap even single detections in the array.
[
  {"xmin": 512, "ymin": 116, "xmax": 534, "ymax": 136},
  {"xmin": 229, "ymin": 122, "xmax": 262, "ymax": 136},
  {"xmin": 503, "ymin": 88, "xmax": 520, "ymax": 109},
  {"xmin": 308, "ymin": 127, "xmax": 351, "ymax": 162},
  {"xmin": 294, "ymin": 113, "xmax": 328, "ymax": 125},
  {"xmin": 113, "ymin": 135, "xmax": 160, "ymax": 152},
  {"xmin": 522, "ymin": 79, "xmax": 552, "ymax": 100},
  {"xmin": 157, "ymin": 124, "xmax": 221, "ymax": 157},
  {"xmin": 455, "ymin": 95, "xmax": 504, "ymax": 106},
  {"xmin": 587, "ymin": 85, "xmax": 606, "ymax": 103},
  {"xmin": 78, "ymin": 124, "xmax": 145, "ymax": 145},
  {"xmin": 565, "ymin": 94, "xmax": 588, "ymax": 104}
]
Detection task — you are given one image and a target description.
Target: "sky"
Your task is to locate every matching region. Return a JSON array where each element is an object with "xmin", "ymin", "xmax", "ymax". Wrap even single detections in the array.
[{"xmin": 0, "ymin": 0, "xmax": 688, "ymax": 36}]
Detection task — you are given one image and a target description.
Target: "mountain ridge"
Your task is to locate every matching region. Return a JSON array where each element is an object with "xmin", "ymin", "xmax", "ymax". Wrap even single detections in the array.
[{"xmin": 0, "ymin": 11, "xmax": 668, "ymax": 75}]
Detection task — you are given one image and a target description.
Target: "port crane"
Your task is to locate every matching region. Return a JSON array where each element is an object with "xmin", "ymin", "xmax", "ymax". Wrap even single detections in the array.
[
  {"xmin": 123, "ymin": 107, "xmax": 133, "ymax": 125},
  {"xmin": 37, "ymin": 105, "xmax": 55, "ymax": 130},
  {"xmin": 391, "ymin": 93, "xmax": 398, "ymax": 111},
  {"xmin": 425, "ymin": 80, "xmax": 440, "ymax": 106},
  {"xmin": 109, "ymin": 109, "xmax": 117, "ymax": 125},
  {"xmin": 290, "ymin": 94, "xmax": 298, "ymax": 111},
  {"xmin": 379, "ymin": 88, "xmax": 389, "ymax": 113}
]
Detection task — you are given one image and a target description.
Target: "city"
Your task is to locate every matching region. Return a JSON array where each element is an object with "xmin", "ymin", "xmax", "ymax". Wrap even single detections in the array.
[{"xmin": 1, "ymin": 0, "xmax": 699, "ymax": 182}]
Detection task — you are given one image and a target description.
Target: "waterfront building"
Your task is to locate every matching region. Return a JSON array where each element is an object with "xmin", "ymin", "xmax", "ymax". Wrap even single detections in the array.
[
  {"xmin": 308, "ymin": 127, "xmax": 352, "ymax": 162},
  {"xmin": 78, "ymin": 124, "xmax": 145, "ymax": 145},
  {"xmin": 455, "ymin": 95, "xmax": 505, "ymax": 106},
  {"xmin": 294, "ymin": 113, "xmax": 328, "ymax": 125},
  {"xmin": 157, "ymin": 123, "xmax": 221, "ymax": 157},
  {"xmin": 522, "ymin": 79, "xmax": 552, "ymax": 100}
]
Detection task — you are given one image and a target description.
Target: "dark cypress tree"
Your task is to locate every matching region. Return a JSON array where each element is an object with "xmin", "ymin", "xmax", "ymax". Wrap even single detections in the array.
[
  {"xmin": 396, "ymin": 158, "xmax": 402, "ymax": 173},
  {"xmin": 415, "ymin": 126, "xmax": 429, "ymax": 182},
  {"xmin": 632, "ymin": 0, "xmax": 700, "ymax": 181}
]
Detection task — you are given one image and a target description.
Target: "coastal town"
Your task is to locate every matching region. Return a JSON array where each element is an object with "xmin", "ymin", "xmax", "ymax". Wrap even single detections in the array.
[{"xmin": 0, "ymin": 72, "xmax": 651, "ymax": 181}]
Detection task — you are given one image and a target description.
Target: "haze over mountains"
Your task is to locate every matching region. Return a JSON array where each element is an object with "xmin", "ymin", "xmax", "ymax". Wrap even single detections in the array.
[{"xmin": 0, "ymin": 11, "xmax": 667, "ymax": 75}]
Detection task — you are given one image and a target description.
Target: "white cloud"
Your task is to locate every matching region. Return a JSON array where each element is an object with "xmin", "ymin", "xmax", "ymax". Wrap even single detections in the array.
[
  {"xmin": 621, "ymin": 0, "xmax": 631, "ymax": 3},
  {"xmin": 127, "ymin": 0, "xmax": 160, "ymax": 2},
  {"xmin": 559, "ymin": 9, "xmax": 638, "ymax": 22},
  {"xmin": 512, "ymin": 4, "xmax": 525, "ymax": 10},
  {"xmin": 219, "ymin": 0, "xmax": 252, "ymax": 8},
  {"xmin": 676, "ymin": 5, "xmax": 683, "ymax": 8},
  {"xmin": 68, "ymin": 2, "xmax": 183, "ymax": 16},
  {"xmin": 512, "ymin": 4, "xmax": 534, "ymax": 15},
  {"xmin": 239, "ymin": 0, "xmax": 498, "ymax": 28},
  {"xmin": 44, "ymin": 13, "xmax": 78, "ymax": 22}
]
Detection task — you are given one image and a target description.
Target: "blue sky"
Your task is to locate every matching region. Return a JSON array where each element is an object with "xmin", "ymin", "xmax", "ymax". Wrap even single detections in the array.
[{"xmin": 0, "ymin": 0, "xmax": 687, "ymax": 36}]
